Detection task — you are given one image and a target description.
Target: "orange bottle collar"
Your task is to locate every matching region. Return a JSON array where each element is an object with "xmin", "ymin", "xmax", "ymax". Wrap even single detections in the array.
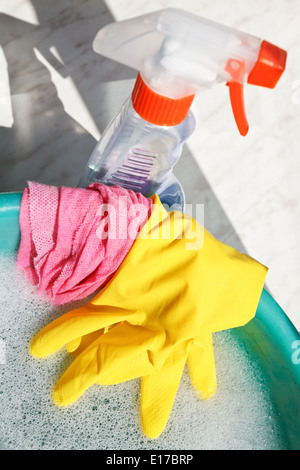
[{"xmin": 131, "ymin": 73, "xmax": 195, "ymax": 126}]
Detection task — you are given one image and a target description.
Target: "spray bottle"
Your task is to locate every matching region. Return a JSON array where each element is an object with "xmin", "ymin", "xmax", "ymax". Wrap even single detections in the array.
[{"xmin": 79, "ymin": 8, "xmax": 287, "ymax": 211}]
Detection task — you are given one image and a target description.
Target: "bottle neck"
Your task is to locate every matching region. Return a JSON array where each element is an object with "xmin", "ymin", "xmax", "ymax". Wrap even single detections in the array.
[{"xmin": 131, "ymin": 73, "xmax": 195, "ymax": 126}]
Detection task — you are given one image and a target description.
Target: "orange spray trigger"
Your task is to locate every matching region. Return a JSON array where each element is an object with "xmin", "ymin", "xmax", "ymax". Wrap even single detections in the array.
[
  {"xmin": 226, "ymin": 59, "xmax": 249, "ymax": 136},
  {"xmin": 227, "ymin": 82, "xmax": 249, "ymax": 136}
]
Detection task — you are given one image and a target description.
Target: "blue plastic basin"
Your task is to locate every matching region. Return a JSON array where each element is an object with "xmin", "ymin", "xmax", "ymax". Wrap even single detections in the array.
[{"xmin": 0, "ymin": 191, "xmax": 299, "ymax": 449}]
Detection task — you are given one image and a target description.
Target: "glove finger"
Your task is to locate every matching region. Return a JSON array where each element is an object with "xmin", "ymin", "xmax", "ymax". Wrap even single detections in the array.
[
  {"xmin": 30, "ymin": 303, "xmax": 135, "ymax": 358},
  {"xmin": 67, "ymin": 329, "xmax": 157, "ymax": 385},
  {"xmin": 96, "ymin": 322, "xmax": 157, "ymax": 385},
  {"xmin": 52, "ymin": 322, "xmax": 156, "ymax": 406},
  {"xmin": 187, "ymin": 335, "xmax": 217, "ymax": 399},
  {"xmin": 98, "ymin": 349, "xmax": 155, "ymax": 385},
  {"xmin": 66, "ymin": 328, "xmax": 106, "ymax": 356},
  {"xmin": 140, "ymin": 342, "xmax": 189, "ymax": 439}
]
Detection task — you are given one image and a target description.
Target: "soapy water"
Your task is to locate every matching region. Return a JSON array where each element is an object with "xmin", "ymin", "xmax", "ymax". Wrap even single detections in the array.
[{"xmin": 0, "ymin": 253, "xmax": 285, "ymax": 450}]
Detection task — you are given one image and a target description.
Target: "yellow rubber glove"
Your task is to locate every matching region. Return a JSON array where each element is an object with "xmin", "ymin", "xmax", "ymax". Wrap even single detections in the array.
[
  {"xmin": 30, "ymin": 195, "xmax": 267, "ymax": 438},
  {"xmin": 67, "ymin": 330, "xmax": 217, "ymax": 439}
]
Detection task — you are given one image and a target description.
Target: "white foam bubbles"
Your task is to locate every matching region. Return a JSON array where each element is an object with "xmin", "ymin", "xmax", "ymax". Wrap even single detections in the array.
[{"xmin": 0, "ymin": 253, "xmax": 285, "ymax": 450}]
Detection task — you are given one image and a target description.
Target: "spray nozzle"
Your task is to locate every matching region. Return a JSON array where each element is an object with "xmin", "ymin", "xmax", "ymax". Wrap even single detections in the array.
[
  {"xmin": 225, "ymin": 41, "xmax": 287, "ymax": 135},
  {"xmin": 93, "ymin": 8, "xmax": 287, "ymax": 134}
]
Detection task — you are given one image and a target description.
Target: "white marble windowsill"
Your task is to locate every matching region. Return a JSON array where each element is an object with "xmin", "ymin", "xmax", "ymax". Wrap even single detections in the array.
[{"xmin": 0, "ymin": 0, "xmax": 299, "ymax": 330}]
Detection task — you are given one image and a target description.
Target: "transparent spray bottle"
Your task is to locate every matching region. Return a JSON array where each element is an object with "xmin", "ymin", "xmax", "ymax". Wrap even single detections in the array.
[{"xmin": 79, "ymin": 8, "xmax": 287, "ymax": 211}]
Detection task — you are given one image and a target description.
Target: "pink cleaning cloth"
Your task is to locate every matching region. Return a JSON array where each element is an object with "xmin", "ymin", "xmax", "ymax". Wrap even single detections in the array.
[{"xmin": 17, "ymin": 181, "xmax": 153, "ymax": 305}]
